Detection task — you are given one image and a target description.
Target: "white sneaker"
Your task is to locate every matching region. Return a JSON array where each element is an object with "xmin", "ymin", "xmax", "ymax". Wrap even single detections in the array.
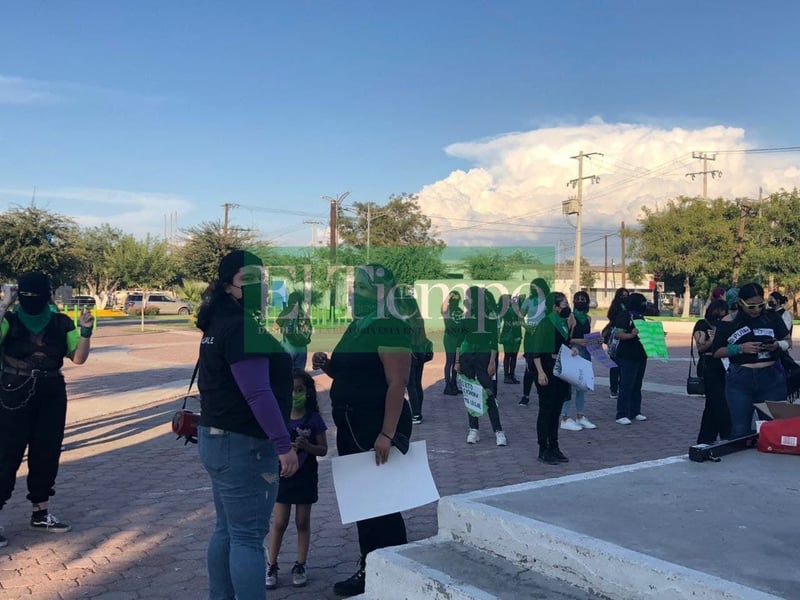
[
  {"xmin": 495, "ymin": 431, "xmax": 507, "ymax": 446},
  {"xmin": 577, "ymin": 416, "xmax": 597, "ymax": 429},
  {"xmin": 634, "ymin": 414, "xmax": 648, "ymax": 421},
  {"xmin": 560, "ymin": 418, "xmax": 583, "ymax": 431},
  {"xmin": 467, "ymin": 429, "xmax": 480, "ymax": 444},
  {"xmin": 616, "ymin": 417, "xmax": 632, "ymax": 425}
]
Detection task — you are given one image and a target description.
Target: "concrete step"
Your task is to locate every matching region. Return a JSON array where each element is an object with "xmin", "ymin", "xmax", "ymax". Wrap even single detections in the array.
[
  {"xmin": 361, "ymin": 537, "xmax": 609, "ymax": 600},
  {"xmin": 435, "ymin": 461, "xmax": 785, "ymax": 600}
]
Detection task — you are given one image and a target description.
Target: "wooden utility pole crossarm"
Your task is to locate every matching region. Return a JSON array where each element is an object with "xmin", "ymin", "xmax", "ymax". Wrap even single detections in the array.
[{"xmin": 566, "ymin": 150, "xmax": 603, "ymax": 294}]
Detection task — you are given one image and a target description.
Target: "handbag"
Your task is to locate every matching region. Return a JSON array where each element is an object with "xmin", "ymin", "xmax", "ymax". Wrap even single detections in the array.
[
  {"xmin": 687, "ymin": 334, "xmax": 705, "ymax": 396},
  {"xmin": 171, "ymin": 360, "xmax": 201, "ymax": 444}
]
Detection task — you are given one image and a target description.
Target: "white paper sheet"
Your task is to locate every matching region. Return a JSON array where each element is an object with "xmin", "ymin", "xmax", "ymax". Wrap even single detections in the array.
[
  {"xmin": 555, "ymin": 345, "xmax": 595, "ymax": 391},
  {"xmin": 331, "ymin": 440, "xmax": 440, "ymax": 524}
]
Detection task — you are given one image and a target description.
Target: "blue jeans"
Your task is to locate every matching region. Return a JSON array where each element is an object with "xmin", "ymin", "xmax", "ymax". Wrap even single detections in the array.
[
  {"xmin": 725, "ymin": 363, "xmax": 787, "ymax": 438},
  {"xmin": 616, "ymin": 358, "xmax": 647, "ymax": 419},
  {"xmin": 282, "ymin": 340, "xmax": 308, "ymax": 372},
  {"xmin": 199, "ymin": 426, "xmax": 280, "ymax": 600},
  {"xmin": 562, "ymin": 347, "xmax": 590, "ymax": 417}
]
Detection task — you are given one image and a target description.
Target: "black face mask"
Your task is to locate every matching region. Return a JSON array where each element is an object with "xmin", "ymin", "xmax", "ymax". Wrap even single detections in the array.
[
  {"xmin": 18, "ymin": 293, "xmax": 50, "ymax": 315},
  {"xmin": 574, "ymin": 301, "xmax": 589, "ymax": 312},
  {"xmin": 559, "ymin": 307, "xmax": 572, "ymax": 319}
]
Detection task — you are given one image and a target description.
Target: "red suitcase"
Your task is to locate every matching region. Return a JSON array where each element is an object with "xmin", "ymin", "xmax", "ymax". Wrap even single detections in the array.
[{"xmin": 758, "ymin": 417, "xmax": 800, "ymax": 455}]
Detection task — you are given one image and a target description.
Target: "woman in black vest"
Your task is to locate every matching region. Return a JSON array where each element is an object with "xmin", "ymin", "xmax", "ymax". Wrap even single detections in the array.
[{"xmin": 0, "ymin": 272, "xmax": 94, "ymax": 547}]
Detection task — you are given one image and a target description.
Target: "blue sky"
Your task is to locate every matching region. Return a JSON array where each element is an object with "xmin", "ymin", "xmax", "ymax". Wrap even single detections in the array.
[{"xmin": 1, "ymin": 1, "xmax": 799, "ymax": 249}]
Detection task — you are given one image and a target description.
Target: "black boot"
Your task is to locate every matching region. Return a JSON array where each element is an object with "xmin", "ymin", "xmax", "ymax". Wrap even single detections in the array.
[
  {"xmin": 538, "ymin": 448, "xmax": 559, "ymax": 465},
  {"xmin": 333, "ymin": 556, "xmax": 366, "ymax": 596},
  {"xmin": 550, "ymin": 448, "xmax": 570, "ymax": 463}
]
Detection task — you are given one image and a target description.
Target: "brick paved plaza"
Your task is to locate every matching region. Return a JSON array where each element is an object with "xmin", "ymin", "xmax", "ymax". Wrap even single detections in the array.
[{"xmin": 0, "ymin": 321, "xmax": 705, "ymax": 599}]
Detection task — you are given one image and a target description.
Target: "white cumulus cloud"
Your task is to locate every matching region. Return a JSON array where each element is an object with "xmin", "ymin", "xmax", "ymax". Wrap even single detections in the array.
[{"xmin": 417, "ymin": 120, "xmax": 800, "ymax": 260}]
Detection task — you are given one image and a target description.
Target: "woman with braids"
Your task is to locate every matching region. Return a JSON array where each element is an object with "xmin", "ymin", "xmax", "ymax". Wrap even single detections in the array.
[
  {"xmin": 195, "ymin": 249, "xmax": 298, "ymax": 599},
  {"xmin": 712, "ymin": 283, "xmax": 791, "ymax": 438},
  {"xmin": 0, "ymin": 272, "xmax": 94, "ymax": 548},
  {"xmin": 312, "ymin": 264, "xmax": 413, "ymax": 597}
]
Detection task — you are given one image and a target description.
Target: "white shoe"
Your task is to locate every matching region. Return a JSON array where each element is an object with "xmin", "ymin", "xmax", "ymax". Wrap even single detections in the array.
[
  {"xmin": 616, "ymin": 417, "xmax": 632, "ymax": 425},
  {"xmin": 560, "ymin": 418, "xmax": 582, "ymax": 431},
  {"xmin": 634, "ymin": 414, "xmax": 648, "ymax": 421},
  {"xmin": 577, "ymin": 416, "xmax": 597, "ymax": 429},
  {"xmin": 467, "ymin": 428, "xmax": 480, "ymax": 444},
  {"xmin": 495, "ymin": 431, "xmax": 507, "ymax": 446}
]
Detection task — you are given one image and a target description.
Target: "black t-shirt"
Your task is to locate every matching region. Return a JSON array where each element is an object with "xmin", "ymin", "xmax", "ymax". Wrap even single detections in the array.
[
  {"xmin": 711, "ymin": 311, "xmax": 789, "ymax": 365},
  {"xmin": 614, "ymin": 310, "xmax": 647, "ymax": 361},
  {"xmin": 692, "ymin": 319, "xmax": 715, "ymax": 356},
  {"xmin": 329, "ymin": 316, "xmax": 412, "ymax": 410},
  {"xmin": 198, "ymin": 299, "xmax": 293, "ymax": 438}
]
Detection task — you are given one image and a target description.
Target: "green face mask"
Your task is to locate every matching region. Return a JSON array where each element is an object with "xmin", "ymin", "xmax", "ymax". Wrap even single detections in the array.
[{"xmin": 292, "ymin": 392, "xmax": 306, "ymax": 410}]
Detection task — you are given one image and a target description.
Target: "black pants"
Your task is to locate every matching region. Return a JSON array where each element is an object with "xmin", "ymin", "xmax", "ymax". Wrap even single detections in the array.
[
  {"xmin": 534, "ymin": 370, "xmax": 569, "ymax": 452},
  {"xmin": 609, "ymin": 366, "xmax": 620, "ymax": 395},
  {"xmin": 522, "ymin": 353, "xmax": 537, "ymax": 397},
  {"xmin": 697, "ymin": 359, "xmax": 731, "ymax": 444},
  {"xmin": 0, "ymin": 375, "xmax": 68, "ymax": 509},
  {"xmin": 443, "ymin": 334, "xmax": 460, "ymax": 389},
  {"xmin": 460, "ymin": 351, "xmax": 502, "ymax": 431},
  {"xmin": 332, "ymin": 403, "xmax": 412, "ymax": 558},
  {"xmin": 407, "ymin": 360, "xmax": 425, "ymax": 418}
]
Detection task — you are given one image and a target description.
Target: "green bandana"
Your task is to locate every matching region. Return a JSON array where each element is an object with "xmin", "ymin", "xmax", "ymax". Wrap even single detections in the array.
[
  {"xmin": 15, "ymin": 306, "xmax": 53, "ymax": 335},
  {"xmin": 573, "ymin": 310, "xmax": 589, "ymax": 325},
  {"xmin": 547, "ymin": 311, "xmax": 569, "ymax": 341}
]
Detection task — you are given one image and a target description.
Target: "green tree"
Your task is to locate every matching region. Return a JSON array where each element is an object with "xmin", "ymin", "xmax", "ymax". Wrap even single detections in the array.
[
  {"xmin": 75, "ymin": 224, "xmax": 125, "ymax": 307},
  {"xmin": 626, "ymin": 261, "xmax": 645, "ymax": 286},
  {"xmin": 463, "ymin": 250, "xmax": 513, "ymax": 280},
  {"xmin": 629, "ymin": 197, "xmax": 737, "ymax": 317},
  {"xmin": 371, "ymin": 245, "xmax": 446, "ymax": 285},
  {"xmin": 0, "ymin": 205, "xmax": 84, "ymax": 285},
  {"xmin": 338, "ymin": 193, "xmax": 444, "ymax": 249},
  {"xmin": 179, "ymin": 220, "xmax": 256, "ymax": 283},
  {"xmin": 105, "ymin": 235, "xmax": 176, "ymax": 290},
  {"xmin": 742, "ymin": 189, "xmax": 800, "ymax": 290}
]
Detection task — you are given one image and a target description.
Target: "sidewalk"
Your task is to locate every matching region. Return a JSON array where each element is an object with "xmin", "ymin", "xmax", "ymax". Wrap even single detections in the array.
[{"xmin": 0, "ymin": 325, "xmax": 706, "ymax": 599}]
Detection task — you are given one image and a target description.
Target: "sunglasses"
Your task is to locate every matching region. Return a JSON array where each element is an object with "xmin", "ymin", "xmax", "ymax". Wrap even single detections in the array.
[{"xmin": 739, "ymin": 299, "xmax": 766, "ymax": 310}]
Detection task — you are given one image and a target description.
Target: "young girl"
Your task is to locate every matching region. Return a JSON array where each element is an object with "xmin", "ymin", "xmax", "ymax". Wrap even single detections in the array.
[{"xmin": 266, "ymin": 370, "xmax": 328, "ymax": 589}]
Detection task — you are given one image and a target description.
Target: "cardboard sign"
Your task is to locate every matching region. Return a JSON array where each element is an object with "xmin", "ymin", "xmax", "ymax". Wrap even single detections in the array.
[
  {"xmin": 637, "ymin": 320, "xmax": 669, "ymax": 361},
  {"xmin": 459, "ymin": 374, "xmax": 487, "ymax": 417}
]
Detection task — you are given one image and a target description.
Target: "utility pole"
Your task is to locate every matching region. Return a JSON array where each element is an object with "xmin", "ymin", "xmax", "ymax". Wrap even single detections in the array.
[
  {"xmin": 565, "ymin": 150, "xmax": 602, "ymax": 294},
  {"xmin": 604, "ymin": 235, "xmax": 609, "ymax": 293},
  {"xmin": 303, "ymin": 219, "xmax": 324, "ymax": 247},
  {"xmin": 322, "ymin": 192, "xmax": 350, "ymax": 262},
  {"xmin": 685, "ymin": 152, "xmax": 722, "ymax": 200},
  {"xmin": 732, "ymin": 199, "xmax": 757, "ymax": 286},
  {"xmin": 222, "ymin": 203, "xmax": 239, "ymax": 245},
  {"xmin": 620, "ymin": 221, "xmax": 626, "ymax": 288}
]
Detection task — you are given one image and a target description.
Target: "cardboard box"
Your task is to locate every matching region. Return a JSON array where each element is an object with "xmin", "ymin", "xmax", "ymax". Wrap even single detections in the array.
[{"xmin": 754, "ymin": 401, "xmax": 800, "ymax": 420}]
